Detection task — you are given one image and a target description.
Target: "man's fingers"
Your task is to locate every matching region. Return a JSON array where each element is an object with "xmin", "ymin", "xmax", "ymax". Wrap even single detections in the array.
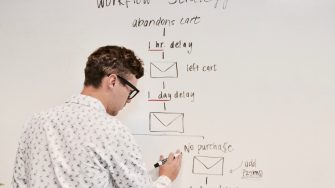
[
  {"xmin": 168, "ymin": 152, "xmax": 174, "ymax": 160},
  {"xmin": 178, "ymin": 153, "xmax": 182, "ymax": 161},
  {"xmin": 174, "ymin": 150, "xmax": 182, "ymax": 160},
  {"xmin": 164, "ymin": 151, "xmax": 183, "ymax": 165}
]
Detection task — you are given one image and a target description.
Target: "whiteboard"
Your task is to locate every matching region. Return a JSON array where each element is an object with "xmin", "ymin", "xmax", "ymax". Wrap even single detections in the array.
[{"xmin": 1, "ymin": 0, "xmax": 335, "ymax": 187}]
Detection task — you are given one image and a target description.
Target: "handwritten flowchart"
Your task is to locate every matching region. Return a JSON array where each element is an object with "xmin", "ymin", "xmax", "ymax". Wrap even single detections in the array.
[{"xmin": 96, "ymin": 1, "xmax": 264, "ymax": 187}]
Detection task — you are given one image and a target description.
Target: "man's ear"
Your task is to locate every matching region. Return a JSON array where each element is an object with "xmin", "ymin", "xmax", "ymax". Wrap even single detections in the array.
[{"xmin": 107, "ymin": 74, "xmax": 117, "ymax": 88}]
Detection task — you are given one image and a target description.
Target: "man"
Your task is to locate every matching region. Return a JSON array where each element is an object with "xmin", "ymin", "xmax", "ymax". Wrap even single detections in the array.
[{"xmin": 13, "ymin": 45, "xmax": 182, "ymax": 187}]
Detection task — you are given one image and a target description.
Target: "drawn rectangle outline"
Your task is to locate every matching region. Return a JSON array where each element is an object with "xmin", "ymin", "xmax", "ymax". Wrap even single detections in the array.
[
  {"xmin": 192, "ymin": 156, "xmax": 224, "ymax": 175},
  {"xmin": 150, "ymin": 62, "xmax": 178, "ymax": 78},
  {"xmin": 149, "ymin": 112, "xmax": 184, "ymax": 133}
]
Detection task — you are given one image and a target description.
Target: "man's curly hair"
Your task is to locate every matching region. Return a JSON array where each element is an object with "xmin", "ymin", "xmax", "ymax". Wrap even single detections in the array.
[{"xmin": 84, "ymin": 45, "xmax": 144, "ymax": 88}]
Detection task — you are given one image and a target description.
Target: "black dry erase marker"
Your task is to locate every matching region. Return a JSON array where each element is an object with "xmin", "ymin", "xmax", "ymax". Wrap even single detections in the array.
[{"xmin": 154, "ymin": 153, "xmax": 181, "ymax": 168}]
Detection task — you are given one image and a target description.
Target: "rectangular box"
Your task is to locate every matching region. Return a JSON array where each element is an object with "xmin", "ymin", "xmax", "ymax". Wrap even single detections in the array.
[
  {"xmin": 150, "ymin": 62, "xmax": 178, "ymax": 78},
  {"xmin": 192, "ymin": 156, "xmax": 224, "ymax": 175},
  {"xmin": 149, "ymin": 112, "xmax": 184, "ymax": 133}
]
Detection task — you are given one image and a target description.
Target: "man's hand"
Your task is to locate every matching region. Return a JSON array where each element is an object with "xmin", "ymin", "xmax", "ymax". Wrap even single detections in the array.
[{"xmin": 158, "ymin": 150, "xmax": 182, "ymax": 181}]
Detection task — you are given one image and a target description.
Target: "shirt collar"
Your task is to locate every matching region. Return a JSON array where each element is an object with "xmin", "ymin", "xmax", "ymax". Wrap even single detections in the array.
[{"xmin": 65, "ymin": 94, "xmax": 106, "ymax": 112}]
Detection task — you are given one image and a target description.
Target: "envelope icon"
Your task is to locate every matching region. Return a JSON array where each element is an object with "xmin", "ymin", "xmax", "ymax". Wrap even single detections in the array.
[
  {"xmin": 150, "ymin": 62, "xmax": 178, "ymax": 78},
  {"xmin": 192, "ymin": 156, "xmax": 224, "ymax": 175},
  {"xmin": 149, "ymin": 112, "xmax": 184, "ymax": 133}
]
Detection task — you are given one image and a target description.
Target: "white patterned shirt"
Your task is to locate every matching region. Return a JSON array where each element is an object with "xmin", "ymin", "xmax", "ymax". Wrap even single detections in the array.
[{"xmin": 13, "ymin": 94, "xmax": 171, "ymax": 188}]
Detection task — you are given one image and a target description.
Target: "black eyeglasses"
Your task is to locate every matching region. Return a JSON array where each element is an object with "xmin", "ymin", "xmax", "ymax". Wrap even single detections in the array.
[{"xmin": 107, "ymin": 74, "xmax": 139, "ymax": 99}]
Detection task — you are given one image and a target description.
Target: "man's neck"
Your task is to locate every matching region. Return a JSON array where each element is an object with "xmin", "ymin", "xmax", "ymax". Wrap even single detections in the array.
[{"xmin": 81, "ymin": 86, "xmax": 108, "ymax": 110}]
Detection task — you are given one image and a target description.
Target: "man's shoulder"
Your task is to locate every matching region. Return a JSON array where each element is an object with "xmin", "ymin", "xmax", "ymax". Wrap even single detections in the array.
[
  {"xmin": 23, "ymin": 103, "xmax": 66, "ymax": 125},
  {"xmin": 99, "ymin": 115, "xmax": 125, "ymax": 130},
  {"xmin": 31, "ymin": 102, "xmax": 70, "ymax": 117}
]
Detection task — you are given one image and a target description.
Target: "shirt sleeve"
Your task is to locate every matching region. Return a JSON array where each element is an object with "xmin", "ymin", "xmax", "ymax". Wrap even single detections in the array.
[
  {"xmin": 153, "ymin": 175, "xmax": 172, "ymax": 188},
  {"xmin": 12, "ymin": 117, "xmax": 33, "ymax": 188},
  {"xmin": 12, "ymin": 138, "xmax": 28, "ymax": 188},
  {"xmin": 100, "ymin": 120, "xmax": 172, "ymax": 188}
]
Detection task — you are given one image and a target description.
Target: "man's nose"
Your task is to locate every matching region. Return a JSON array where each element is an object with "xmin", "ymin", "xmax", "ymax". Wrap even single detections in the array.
[{"xmin": 126, "ymin": 98, "xmax": 131, "ymax": 103}]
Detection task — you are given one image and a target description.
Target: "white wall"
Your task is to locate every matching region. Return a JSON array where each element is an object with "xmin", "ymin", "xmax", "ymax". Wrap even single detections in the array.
[{"xmin": 1, "ymin": 0, "xmax": 335, "ymax": 187}]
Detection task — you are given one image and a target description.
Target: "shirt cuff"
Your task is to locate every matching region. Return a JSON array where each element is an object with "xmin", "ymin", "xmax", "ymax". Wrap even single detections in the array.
[{"xmin": 153, "ymin": 175, "xmax": 172, "ymax": 188}]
